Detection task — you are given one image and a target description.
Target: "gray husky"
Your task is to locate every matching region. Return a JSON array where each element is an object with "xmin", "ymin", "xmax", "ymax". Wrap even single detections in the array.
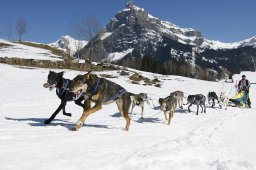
[
  {"xmin": 186, "ymin": 94, "xmax": 206, "ymax": 115},
  {"xmin": 207, "ymin": 91, "xmax": 219, "ymax": 107},
  {"xmin": 158, "ymin": 96, "xmax": 177, "ymax": 125}
]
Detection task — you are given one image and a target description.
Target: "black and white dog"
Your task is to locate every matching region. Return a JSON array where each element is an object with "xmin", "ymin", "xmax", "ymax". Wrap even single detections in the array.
[
  {"xmin": 43, "ymin": 71, "xmax": 84, "ymax": 124},
  {"xmin": 186, "ymin": 94, "xmax": 206, "ymax": 115},
  {"xmin": 130, "ymin": 93, "xmax": 150, "ymax": 119}
]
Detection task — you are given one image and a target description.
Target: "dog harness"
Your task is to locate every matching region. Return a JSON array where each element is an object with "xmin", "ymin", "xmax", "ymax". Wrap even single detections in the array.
[
  {"xmin": 84, "ymin": 77, "xmax": 127, "ymax": 102},
  {"xmin": 57, "ymin": 79, "xmax": 70, "ymax": 97},
  {"xmin": 104, "ymin": 88, "xmax": 127, "ymax": 102},
  {"xmin": 85, "ymin": 77, "xmax": 101, "ymax": 100}
]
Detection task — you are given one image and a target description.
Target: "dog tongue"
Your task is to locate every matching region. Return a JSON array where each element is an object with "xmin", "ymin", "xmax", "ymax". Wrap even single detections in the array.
[{"xmin": 43, "ymin": 83, "xmax": 50, "ymax": 88}]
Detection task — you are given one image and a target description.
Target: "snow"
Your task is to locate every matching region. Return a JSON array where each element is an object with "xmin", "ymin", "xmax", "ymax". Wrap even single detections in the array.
[
  {"xmin": 104, "ymin": 48, "xmax": 134, "ymax": 62},
  {"xmin": 49, "ymin": 35, "xmax": 88, "ymax": 55},
  {"xmin": 100, "ymin": 32, "xmax": 112, "ymax": 40},
  {"xmin": 0, "ymin": 63, "xmax": 256, "ymax": 170},
  {"xmin": 201, "ymin": 36, "xmax": 256, "ymax": 50},
  {"xmin": 148, "ymin": 14, "xmax": 158, "ymax": 19},
  {"xmin": 233, "ymin": 71, "xmax": 256, "ymax": 83},
  {"xmin": 238, "ymin": 36, "xmax": 256, "ymax": 48},
  {"xmin": 132, "ymin": 5, "xmax": 144, "ymax": 11},
  {"xmin": 0, "ymin": 39, "xmax": 63, "ymax": 61}
]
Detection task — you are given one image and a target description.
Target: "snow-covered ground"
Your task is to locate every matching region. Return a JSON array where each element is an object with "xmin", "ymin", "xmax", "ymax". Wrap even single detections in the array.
[
  {"xmin": 0, "ymin": 63, "xmax": 255, "ymax": 170},
  {"xmin": 0, "ymin": 39, "xmax": 63, "ymax": 61}
]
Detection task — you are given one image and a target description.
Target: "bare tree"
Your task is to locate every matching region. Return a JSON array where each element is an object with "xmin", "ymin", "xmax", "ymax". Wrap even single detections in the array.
[
  {"xmin": 83, "ymin": 17, "xmax": 101, "ymax": 65},
  {"xmin": 69, "ymin": 21, "xmax": 86, "ymax": 61},
  {"xmin": 16, "ymin": 17, "xmax": 26, "ymax": 42},
  {"xmin": 4, "ymin": 21, "xmax": 13, "ymax": 40},
  {"xmin": 69, "ymin": 16, "xmax": 100, "ymax": 63}
]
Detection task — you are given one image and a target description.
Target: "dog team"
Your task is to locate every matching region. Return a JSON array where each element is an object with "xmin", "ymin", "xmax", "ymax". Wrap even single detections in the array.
[{"xmin": 43, "ymin": 71, "xmax": 243, "ymax": 131}]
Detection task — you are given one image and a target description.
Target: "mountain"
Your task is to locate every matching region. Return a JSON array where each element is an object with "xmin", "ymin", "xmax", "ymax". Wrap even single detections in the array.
[
  {"xmin": 49, "ymin": 35, "xmax": 87, "ymax": 55},
  {"xmin": 78, "ymin": 3, "xmax": 256, "ymax": 80}
]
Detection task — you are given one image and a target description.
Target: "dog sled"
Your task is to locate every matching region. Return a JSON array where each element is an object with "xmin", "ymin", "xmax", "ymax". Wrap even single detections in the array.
[{"xmin": 229, "ymin": 90, "xmax": 249, "ymax": 107}]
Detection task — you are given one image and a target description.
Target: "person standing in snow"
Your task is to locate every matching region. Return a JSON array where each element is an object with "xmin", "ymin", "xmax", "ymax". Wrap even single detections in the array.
[{"xmin": 238, "ymin": 75, "xmax": 251, "ymax": 108}]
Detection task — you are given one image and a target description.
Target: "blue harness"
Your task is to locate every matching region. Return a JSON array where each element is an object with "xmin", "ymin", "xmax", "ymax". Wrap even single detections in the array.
[
  {"xmin": 85, "ymin": 78, "xmax": 101, "ymax": 100},
  {"xmin": 104, "ymin": 88, "xmax": 127, "ymax": 102},
  {"xmin": 84, "ymin": 77, "xmax": 127, "ymax": 101},
  {"xmin": 57, "ymin": 79, "xmax": 69, "ymax": 97}
]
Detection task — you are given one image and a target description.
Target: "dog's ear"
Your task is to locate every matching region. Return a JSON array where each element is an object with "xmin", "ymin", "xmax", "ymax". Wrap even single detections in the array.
[
  {"xmin": 60, "ymin": 71, "xmax": 65, "ymax": 76},
  {"xmin": 84, "ymin": 71, "xmax": 92, "ymax": 79}
]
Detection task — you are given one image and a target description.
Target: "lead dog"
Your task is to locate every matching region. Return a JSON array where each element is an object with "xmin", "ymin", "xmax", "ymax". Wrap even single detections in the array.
[
  {"xmin": 43, "ymin": 71, "xmax": 85, "ymax": 124},
  {"xmin": 130, "ymin": 93, "xmax": 150, "ymax": 119},
  {"xmin": 186, "ymin": 94, "xmax": 206, "ymax": 115},
  {"xmin": 158, "ymin": 96, "xmax": 177, "ymax": 125},
  {"xmin": 71, "ymin": 72, "xmax": 133, "ymax": 131}
]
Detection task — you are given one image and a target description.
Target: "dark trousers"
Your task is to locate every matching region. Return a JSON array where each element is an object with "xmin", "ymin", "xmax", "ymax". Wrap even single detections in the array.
[{"xmin": 245, "ymin": 90, "xmax": 251, "ymax": 108}]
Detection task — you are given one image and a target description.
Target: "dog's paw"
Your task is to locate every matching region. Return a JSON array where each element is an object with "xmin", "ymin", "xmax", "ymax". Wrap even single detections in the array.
[
  {"xmin": 64, "ymin": 113, "xmax": 72, "ymax": 117},
  {"xmin": 44, "ymin": 119, "xmax": 51, "ymax": 124},
  {"xmin": 69, "ymin": 127, "xmax": 78, "ymax": 131}
]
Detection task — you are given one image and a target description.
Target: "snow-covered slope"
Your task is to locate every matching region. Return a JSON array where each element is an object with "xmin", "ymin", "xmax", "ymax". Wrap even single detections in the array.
[
  {"xmin": 0, "ymin": 39, "xmax": 63, "ymax": 61},
  {"xmin": 0, "ymin": 63, "xmax": 255, "ymax": 170},
  {"xmin": 49, "ymin": 35, "xmax": 87, "ymax": 55}
]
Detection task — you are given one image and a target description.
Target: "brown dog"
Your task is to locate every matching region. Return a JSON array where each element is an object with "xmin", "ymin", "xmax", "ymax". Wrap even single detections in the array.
[
  {"xmin": 71, "ymin": 72, "xmax": 133, "ymax": 131},
  {"xmin": 158, "ymin": 95, "xmax": 177, "ymax": 125}
]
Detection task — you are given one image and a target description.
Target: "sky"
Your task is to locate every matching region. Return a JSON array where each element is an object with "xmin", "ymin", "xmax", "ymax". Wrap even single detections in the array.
[{"xmin": 0, "ymin": 0, "xmax": 255, "ymax": 44}]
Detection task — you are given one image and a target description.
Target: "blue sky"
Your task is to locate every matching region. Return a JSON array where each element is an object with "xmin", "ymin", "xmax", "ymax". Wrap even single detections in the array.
[{"xmin": 0, "ymin": 0, "xmax": 255, "ymax": 43}]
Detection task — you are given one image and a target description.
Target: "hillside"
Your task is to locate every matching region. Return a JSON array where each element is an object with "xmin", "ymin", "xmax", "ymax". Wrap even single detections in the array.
[{"xmin": 0, "ymin": 39, "xmax": 64, "ymax": 61}]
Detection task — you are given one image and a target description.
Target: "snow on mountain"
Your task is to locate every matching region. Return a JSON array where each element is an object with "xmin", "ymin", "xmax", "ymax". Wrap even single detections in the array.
[
  {"xmin": 49, "ymin": 35, "xmax": 88, "ymax": 55},
  {"xmin": 120, "ymin": 4, "xmax": 256, "ymax": 50},
  {"xmin": 0, "ymin": 39, "xmax": 62, "ymax": 61},
  {"xmin": 237, "ymin": 36, "xmax": 256, "ymax": 48},
  {"xmin": 81, "ymin": 4, "xmax": 256, "ymax": 64},
  {"xmin": 0, "ymin": 63, "xmax": 256, "ymax": 170},
  {"xmin": 104, "ymin": 48, "xmax": 133, "ymax": 62},
  {"xmin": 201, "ymin": 36, "xmax": 256, "ymax": 50}
]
